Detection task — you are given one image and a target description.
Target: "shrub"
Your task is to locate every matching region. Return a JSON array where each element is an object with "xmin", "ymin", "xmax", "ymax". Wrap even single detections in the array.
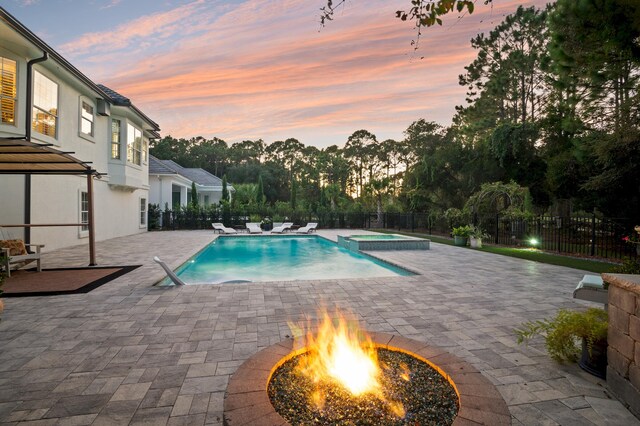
[
  {"xmin": 515, "ymin": 308, "xmax": 608, "ymax": 363},
  {"xmin": 451, "ymin": 225, "xmax": 472, "ymax": 238}
]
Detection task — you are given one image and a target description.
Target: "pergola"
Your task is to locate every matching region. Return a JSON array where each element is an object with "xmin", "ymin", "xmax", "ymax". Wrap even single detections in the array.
[{"xmin": 0, "ymin": 137, "xmax": 100, "ymax": 265}]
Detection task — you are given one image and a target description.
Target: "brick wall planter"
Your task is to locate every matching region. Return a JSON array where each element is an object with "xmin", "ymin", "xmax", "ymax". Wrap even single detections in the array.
[{"xmin": 603, "ymin": 273, "xmax": 640, "ymax": 418}]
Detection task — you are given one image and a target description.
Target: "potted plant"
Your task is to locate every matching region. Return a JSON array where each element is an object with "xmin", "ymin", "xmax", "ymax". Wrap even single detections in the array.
[
  {"xmin": 469, "ymin": 226, "xmax": 489, "ymax": 249},
  {"xmin": 261, "ymin": 217, "xmax": 273, "ymax": 231},
  {"xmin": 516, "ymin": 308, "xmax": 608, "ymax": 378},
  {"xmin": 451, "ymin": 225, "xmax": 472, "ymax": 247}
]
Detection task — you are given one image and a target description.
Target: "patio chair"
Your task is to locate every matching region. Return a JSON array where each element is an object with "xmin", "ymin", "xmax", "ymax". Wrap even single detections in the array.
[
  {"xmin": 295, "ymin": 222, "xmax": 318, "ymax": 234},
  {"xmin": 153, "ymin": 256, "xmax": 186, "ymax": 286},
  {"xmin": 0, "ymin": 238, "xmax": 44, "ymax": 277},
  {"xmin": 212, "ymin": 223, "xmax": 237, "ymax": 234},
  {"xmin": 271, "ymin": 222, "xmax": 294, "ymax": 234},
  {"xmin": 246, "ymin": 223, "xmax": 263, "ymax": 234}
]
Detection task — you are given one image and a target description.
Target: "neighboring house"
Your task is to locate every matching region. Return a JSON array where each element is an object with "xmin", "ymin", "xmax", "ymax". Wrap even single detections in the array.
[
  {"xmin": 0, "ymin": 7, "xmax": 160, "ymax": 251},
  {"xmin": 149, "ymin": 155, "xmax": 233, "ymax": 209}
]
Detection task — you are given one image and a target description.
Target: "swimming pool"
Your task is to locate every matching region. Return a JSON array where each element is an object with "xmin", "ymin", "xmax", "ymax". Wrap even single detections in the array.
[{"xmin": 160, "ymin": 235, "xmax": 413, "ymax": 285}]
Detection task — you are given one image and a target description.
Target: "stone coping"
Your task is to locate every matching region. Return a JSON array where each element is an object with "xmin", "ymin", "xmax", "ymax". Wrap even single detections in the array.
[
  {"xmin": 603, "ymin": 273, "xmax": 640, "ymax": 296},
  {"xmin": 223, "ymin": 332, "xmax": 510, "ymax": 426}
]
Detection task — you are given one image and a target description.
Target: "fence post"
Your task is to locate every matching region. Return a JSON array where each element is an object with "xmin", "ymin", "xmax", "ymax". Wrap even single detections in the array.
[
  {"xmin": 495, "ymin": 213, "xmax": 499, "ymax": 244},
  {"xmin": 411, "ymin": 212, "xmax": 415, "ymax": 233},
  {"xmin": 590, "ymin": 213, "xmax": 596, "ymax": 256}
]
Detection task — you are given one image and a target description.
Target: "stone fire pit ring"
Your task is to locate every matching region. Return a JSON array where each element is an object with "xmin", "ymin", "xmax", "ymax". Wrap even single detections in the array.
[{"xmin": 224, "ymin": 332, "xmax": 510, "ymax": 425}]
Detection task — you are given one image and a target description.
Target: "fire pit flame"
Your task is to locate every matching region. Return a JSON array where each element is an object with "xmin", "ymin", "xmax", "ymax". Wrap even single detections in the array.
[{"xmin": 291, "ymin": 310, "xmax": 405, "ymax": 418}]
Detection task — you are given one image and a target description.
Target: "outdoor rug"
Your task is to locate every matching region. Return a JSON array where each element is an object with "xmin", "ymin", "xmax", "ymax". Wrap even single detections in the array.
[{"xmin": 2, "ymin": 265, "xmax": 140, "ymax": 297}]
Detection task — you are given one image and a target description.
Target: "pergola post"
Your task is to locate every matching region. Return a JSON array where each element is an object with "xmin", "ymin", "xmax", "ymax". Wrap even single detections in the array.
[{"xmin": 87, "ymin": 171, "xmax": 96, "ymax": 266}]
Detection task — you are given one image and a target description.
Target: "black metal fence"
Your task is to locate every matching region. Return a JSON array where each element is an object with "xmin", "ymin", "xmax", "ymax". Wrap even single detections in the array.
[
  {"xmin": 382, "ymin": 212, "xmax": 638, "ymax": 260},
  {"xmin": 156, "ymin": 209, "xmax": 373, "ymax": 231},
  {"xmin": 152, "ymin": 208, "xmax": 637, "ymax": 260}
]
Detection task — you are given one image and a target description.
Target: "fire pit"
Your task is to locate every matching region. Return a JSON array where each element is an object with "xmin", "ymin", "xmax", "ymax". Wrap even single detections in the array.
[{"xmin": 224, "ymin": 314, "xmax": 510, "ymax": 425}]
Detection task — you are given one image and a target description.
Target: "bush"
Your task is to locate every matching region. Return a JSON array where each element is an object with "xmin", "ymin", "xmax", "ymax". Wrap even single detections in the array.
[
  {"xmin": 516, "ymin": 308, "xmax": 608, "ymax": 363},
  {"xmin": 148, "ymin": 204, "xmax": 161, "ymax": 230},
  {"xmin": 612, "ymin": 257, "xmax": 640, "ymax": 274},
  {"xmin": 451, "ymin": 225, "xmax": 472, "ymax": 237},
  {"xmin": 444, "ymin": 208, "xmax": 467, "ymax": 229}
]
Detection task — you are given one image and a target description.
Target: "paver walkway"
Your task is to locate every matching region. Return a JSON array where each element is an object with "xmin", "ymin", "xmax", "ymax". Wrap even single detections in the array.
[{"xmin": 0, "ymin": 230, "xmax": 638, "ymax": 425}]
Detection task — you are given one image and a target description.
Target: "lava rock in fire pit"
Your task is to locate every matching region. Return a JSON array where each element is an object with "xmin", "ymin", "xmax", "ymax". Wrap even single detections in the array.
[{"xmin": 268, "ymin": 348, "xmax": 459, "ymax": 425}]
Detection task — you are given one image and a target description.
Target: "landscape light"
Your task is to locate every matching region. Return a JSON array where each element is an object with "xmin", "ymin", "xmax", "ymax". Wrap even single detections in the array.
[{"xmin": 529, "ymin": 238, "xmax": 539, "ymax": 246}]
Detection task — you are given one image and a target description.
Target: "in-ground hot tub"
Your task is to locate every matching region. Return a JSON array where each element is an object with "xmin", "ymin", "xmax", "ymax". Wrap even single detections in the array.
[{"xmin": 338, "ymin": 234, "xmax": 430, "ymax": 251}]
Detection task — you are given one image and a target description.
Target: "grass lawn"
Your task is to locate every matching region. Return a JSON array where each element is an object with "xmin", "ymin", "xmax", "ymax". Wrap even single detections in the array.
[{"xmin": 374, "ymin": 229, "xmax": 616, "ymax": 274}]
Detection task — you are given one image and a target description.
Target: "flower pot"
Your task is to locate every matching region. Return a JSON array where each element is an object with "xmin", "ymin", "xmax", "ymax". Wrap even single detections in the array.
[
  {"xmin": 470, "ymin": 237, "xmax": 482, "ymax": 248},
  {"xmin": 578, "ymin": 338, "xmax": 607, "ymax": 379},
  {"xmin": 453, "ymin": 236, "xmax": 468, "ymax": 247}
]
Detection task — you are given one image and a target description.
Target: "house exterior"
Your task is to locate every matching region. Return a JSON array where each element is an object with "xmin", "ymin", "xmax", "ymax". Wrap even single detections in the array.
[
  {"xmin": 148, "ymin": 155, "xmax": 232, "ymax": 209},
  {"xmin": 0, "ymin": 7, "xmax": 160, "ymax": 251}
]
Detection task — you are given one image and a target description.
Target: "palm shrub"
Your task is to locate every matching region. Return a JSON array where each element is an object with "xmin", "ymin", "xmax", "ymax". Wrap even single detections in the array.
[
  {"xmin": 515, "ymin": 308, "xmax": 608, "ymax": 363},
  {"xmin": 451, "ymin": 225, "xmax": 472, "ymax": 237}
]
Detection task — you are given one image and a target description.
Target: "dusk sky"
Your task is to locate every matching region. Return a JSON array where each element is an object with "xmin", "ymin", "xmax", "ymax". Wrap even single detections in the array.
[{"xmin": 6, "ymin": 0, "xmax": 549, "ymax": 148}]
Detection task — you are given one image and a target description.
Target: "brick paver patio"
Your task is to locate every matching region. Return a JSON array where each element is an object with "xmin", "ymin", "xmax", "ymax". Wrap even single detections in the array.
[{"xmin": 0, "ymin": 230, "xmax": 638, "ymax": 425}]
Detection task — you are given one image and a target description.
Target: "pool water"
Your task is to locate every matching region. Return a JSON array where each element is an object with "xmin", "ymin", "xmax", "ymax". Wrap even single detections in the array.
[
  {"xmin": 162, "ymin": 235, "xmax": 413, "ymax": 285},
  {"xmin": 349, "ymin": 234, "xmax": 413, "ymax": 241}
]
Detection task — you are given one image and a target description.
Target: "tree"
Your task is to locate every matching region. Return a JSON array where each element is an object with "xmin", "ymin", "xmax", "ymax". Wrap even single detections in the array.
[
  {"xmin": 191, "ymin": 181, "xmax": 199, "ymax": 207},
  {"xmin": 548, "ymin": 0, "xmax": 640, "ymax": 217},
  {"xmin": 290, "ymin": 178, "xmax": 297, "ymax": 210},
  {"xmin": 221, "ymin": 175, "xmax": 230, "ymax": 203},
  {"xmin": 456, "ymin": 6, "xmax": 550, "ymax": 135},
  {"xmin": 256, "ymin": 174, "xmax": 265, "ymax": 205},
  {"xmin": 321, "ymin": 1, "xmax": 490, "ymax": 48},
  {"xmin": 464, "ymin": 181, "xmax": 532, "ymax": 217},
  {"xmin": 344, "ymin": 129, "xmax": 379, "ymax": 197}
]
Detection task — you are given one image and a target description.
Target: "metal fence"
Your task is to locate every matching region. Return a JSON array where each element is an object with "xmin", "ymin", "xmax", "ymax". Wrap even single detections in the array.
[
  {"xmin": 382, "ymin": 212, "xmax": 638, "ymax": 260},
  {"xmin": 156, "ymin": 210, "xmax": 372, "ymax": 231},
  {"xmin": 153, "ymin": 209, "xmax": 637, "ymax": 260}
]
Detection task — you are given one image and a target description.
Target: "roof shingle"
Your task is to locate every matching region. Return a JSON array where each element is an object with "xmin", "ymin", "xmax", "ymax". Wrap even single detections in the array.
[{"xmin": 148, "ymin": 155, "xmax": 227, "ymax": 187}]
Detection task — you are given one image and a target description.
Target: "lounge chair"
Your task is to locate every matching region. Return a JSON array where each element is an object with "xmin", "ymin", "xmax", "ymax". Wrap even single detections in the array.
[
  {"xmin": 573, "ymin": 274, "xmax": 607, "ymax": 305},
  {"xmin": 0, "ymin": 238, "xmax": 44, "ymax": 277},
  {"xmin": 271, "ymin": 222, "xmax": 294, "ymax": 234},
  {"xmin": 295, "ymin": 222, "xmax": 318, "ymax": 234},
  {"xmin": 212, "ymin": 223, "xmax": 237, "ymax": 234},
  {"xmin": 153, "ymin": 256, "xmax": 186, "ymax": 286},
  {"xmin": 246, "ymin": 223, "xmax": 263, "ymax": 234}
]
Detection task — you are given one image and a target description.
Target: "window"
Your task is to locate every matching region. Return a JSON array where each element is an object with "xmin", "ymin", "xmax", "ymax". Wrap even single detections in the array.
[
  {"xmin": 140, "ymin": 198, "xmax": 147, "ymax": 227},
  {"xmin": 80, "ymin": 191, "xmax": 89, "ymax": 231},
  {"xmin": 80, "ymin": 101, "xmax": 94, "ymax": 136},
  {"xmin": 111, "ymin": 119, "xmax": 121, "ymax": 159},
  {"xmin": 142, "ymin": 139, "xmax": 148, "ymax": 164},
  {"xmin": 32, "ymin": 71, "xmax": 58, "ymax": 138},
  {"xmin": 127, "ymin": 123, "xmax": 142, "ymax": 165},
  {"xmin": 0, "ymin": 56, "xmax": 17, "ymax": 125}
]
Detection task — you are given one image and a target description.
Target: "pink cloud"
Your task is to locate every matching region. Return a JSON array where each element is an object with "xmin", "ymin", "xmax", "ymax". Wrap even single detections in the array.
[
  {"xmin": 63, "ymin": 0, "xmax": 549, "ymax": 147},
  {"xmin": 60, "ymin": 0, "xmax": 210, "ymax": 55}
]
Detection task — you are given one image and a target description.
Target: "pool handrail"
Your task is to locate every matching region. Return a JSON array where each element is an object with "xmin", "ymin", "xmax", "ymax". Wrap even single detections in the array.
[{"xmin": 153, "ymin": 256, "xmax": 186, "ymax": 286}]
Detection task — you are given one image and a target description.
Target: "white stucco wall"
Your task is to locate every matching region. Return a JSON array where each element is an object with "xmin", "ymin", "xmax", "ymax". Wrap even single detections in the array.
[{"xmin": 0, "ymin": 28, "xmax": 156, "ymax": 253}]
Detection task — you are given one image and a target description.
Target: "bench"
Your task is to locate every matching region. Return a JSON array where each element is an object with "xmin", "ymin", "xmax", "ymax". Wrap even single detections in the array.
[{"xmin": 573, "ymin": 274, "xmax": 607, "ymax": 304}]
